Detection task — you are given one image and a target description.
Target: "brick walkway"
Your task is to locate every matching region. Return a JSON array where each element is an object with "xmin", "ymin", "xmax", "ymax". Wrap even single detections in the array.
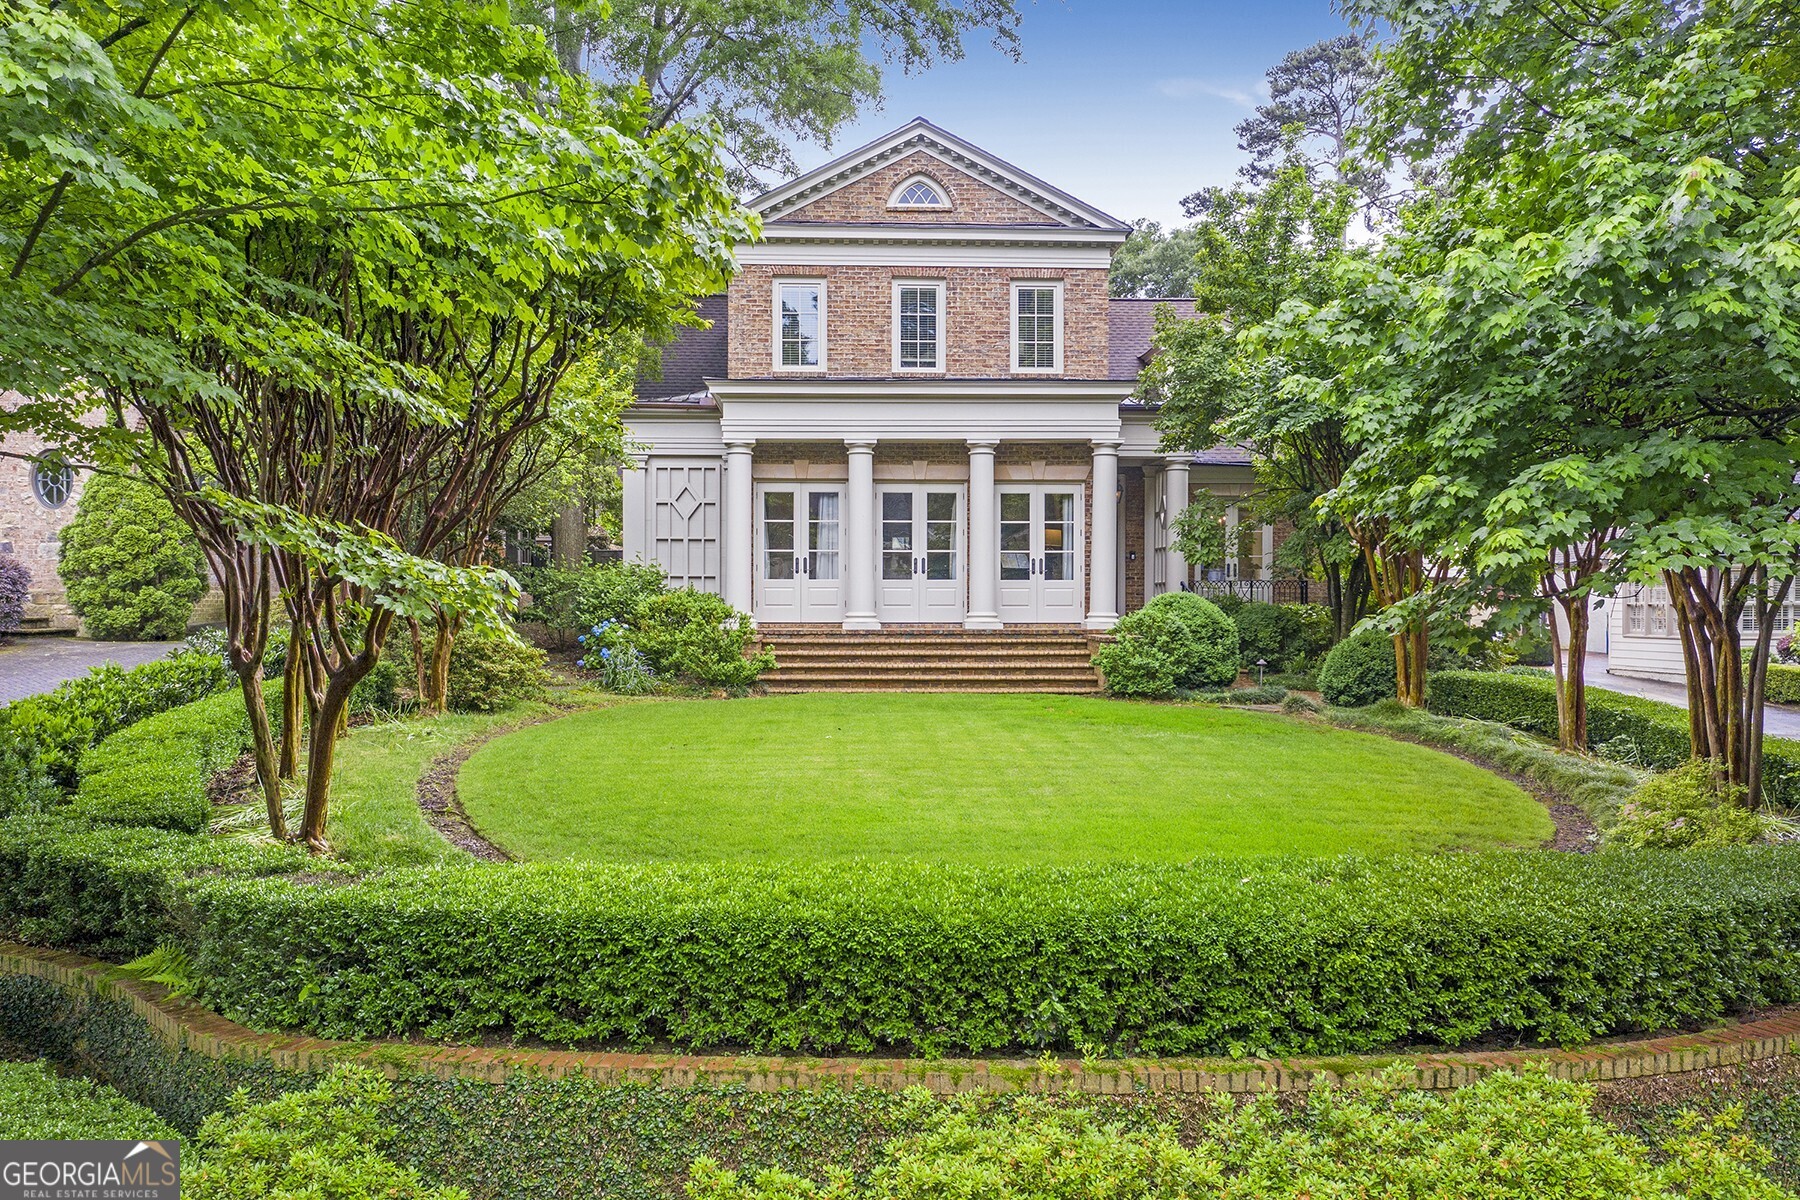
[{"xmin": 0, "ymin": 637, "xmax": 177, "ymax": 703}]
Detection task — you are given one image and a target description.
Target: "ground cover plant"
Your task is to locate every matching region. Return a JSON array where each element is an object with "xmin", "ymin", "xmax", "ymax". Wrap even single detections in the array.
[
  {"xmin": 690, "ymin": 1070, "xmax": 1794, "ymax": 1200},
  {"xmin": 457, "ymin": 693, "xmax": 1548, "ymax": 863},
  {"xmin": 0, "ymin": 1058, "xmax": 176, "ymax": 1140}
]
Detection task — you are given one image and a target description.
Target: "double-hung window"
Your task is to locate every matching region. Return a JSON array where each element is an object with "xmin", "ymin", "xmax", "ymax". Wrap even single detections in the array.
[
  {"xmin": 1012, "ymin": 282, "xmax": 1061, "ymax": 372},
  {"xmin": 776, "ymin": 281, "xmax": 824, "ymax": 369},
  {"xmin": 894, "ymin": 282, "xmax": 943, "ymax": 371}
]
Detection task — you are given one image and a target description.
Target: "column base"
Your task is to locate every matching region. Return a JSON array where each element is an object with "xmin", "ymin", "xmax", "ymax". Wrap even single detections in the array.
[
  {"xmin": 842, "ymin": 616, "xmax": 882, "ymax": 631},
  {"xmin": 962, "ymin": 614, "xmax": 1004, "ymax": 630},
  {"xmin": 1083, "ymin": 613, "xmax": 1120, "ymax": 631}
]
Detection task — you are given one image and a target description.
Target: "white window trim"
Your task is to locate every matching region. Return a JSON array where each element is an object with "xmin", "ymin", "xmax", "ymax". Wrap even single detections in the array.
[
  {"xmin": 891, "ymin": 279, "xmax": 946, "ymax": 373},
  {"xmin": 1010, "ymin": 280, "xmax": 1064, "ymax": 374},
  {"xmin": 772, "ymin": 278, "xmax": 826, "ymax": 372},
  {"xmin": 888, "ymin": 173, "xmax": 951, "ymax": 210}
]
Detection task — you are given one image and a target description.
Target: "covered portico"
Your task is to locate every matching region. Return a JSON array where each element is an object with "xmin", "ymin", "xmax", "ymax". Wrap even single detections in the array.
[{"xmin": 620, "ymin": 378, "xmax": 1144, "ymax": 631}]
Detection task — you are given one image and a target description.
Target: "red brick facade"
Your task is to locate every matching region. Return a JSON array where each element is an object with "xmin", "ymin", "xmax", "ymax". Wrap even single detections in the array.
[
  {"xmin": 726, "ymin": 263, "xmax": 1110, "ymax": 379},
  {"xmin": 779, "ymin": 151, "xmax": 1055, "ymax": 226}
]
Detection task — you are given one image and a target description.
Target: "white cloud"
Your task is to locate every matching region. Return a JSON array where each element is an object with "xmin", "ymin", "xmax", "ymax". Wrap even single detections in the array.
[{"xmin": 1154, "ymin": 78, "xmax": 1262, "ymax": 108}]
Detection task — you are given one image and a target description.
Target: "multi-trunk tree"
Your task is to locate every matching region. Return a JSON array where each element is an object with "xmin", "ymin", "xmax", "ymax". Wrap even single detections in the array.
[
  {"xmin": 1328, "ymin": 0, "xmax": 1800, "ymax": 783},
  {"xmin": 3, "ymin": 0, "xmax": 747, "ymax": 846}
]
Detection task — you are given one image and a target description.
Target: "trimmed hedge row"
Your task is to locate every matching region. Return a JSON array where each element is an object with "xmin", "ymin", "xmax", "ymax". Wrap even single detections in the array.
[
  {"xmin": 71, "ymin": 691, "xmax": 253, "ymax": 833},
  {"xmin": 174, "ymin": 851, "xmax": 1800, "ymax": 1056},
  {"xmin": 1428, "ymin": 669, "xmax": 1800, "ymax": 807},
  {"xmin": 0, "ymin": 650, "xmax": 230, "ymax": 800},
  {"xmin": 10, "ymin": 690, "xmax": 1800, "ymax": 1061},
  {"xmin": 1772, "ymin": 663, "xmax": 1800, "ymax": 707}
]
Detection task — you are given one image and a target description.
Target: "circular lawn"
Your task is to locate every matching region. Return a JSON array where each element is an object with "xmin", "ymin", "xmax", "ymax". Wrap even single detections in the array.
[{"xmin": 458, "ymin": 694, "xmax": 1552, "ymax": 864}]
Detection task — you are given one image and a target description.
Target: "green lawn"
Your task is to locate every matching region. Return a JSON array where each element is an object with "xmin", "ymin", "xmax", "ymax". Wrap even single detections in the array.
[{"xmin": 457, "ymin": 693, "xmax": 1553, "ymax": 864}]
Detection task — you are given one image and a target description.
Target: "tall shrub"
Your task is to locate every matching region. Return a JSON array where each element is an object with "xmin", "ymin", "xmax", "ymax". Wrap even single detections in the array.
[
  {"xmin": 57, "ymin": 473, "xmax": 206, "ymax": 640},
  {"xmin": 0, "ymin": 556, "xmax": 30, "ymax": 633},
  {"xmin": 1094, "ymin": 593, "xmax": 1239, "ymax": 697}
]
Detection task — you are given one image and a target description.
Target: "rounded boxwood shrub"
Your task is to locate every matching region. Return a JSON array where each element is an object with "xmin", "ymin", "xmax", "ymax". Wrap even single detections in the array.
[
  {"xmin": 1094, "ymin": 593, "xmax": 1238, "ymax": 697},
  {"xmin": 1317, "ymin": 628, "xmax": 1397, "ymax": 707},
  {"xmin": 58, "ymin": 472, "xmax": 207, "ymax": 640},
  {"xmin": 1231, "ymin": 601, "xmax": 1303, "ymax": 670}
]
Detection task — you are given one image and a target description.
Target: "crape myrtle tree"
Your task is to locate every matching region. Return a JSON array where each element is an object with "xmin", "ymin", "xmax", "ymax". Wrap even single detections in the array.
[
  {"xmin": 2, "ymin": 0, "xmax": 747, "ymax": 846},
  {"xmin": 1331, "ymin": 0, "xmax": 1800, "ymax": 788}
]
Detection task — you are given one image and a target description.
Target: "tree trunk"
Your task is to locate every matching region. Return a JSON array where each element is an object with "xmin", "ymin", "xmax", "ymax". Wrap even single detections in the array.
[
  {"xmin": 551, "ymin": 503, "xmax": 587, "ymax": 567},
  {"xmin": 278, "ymin": 625, "xmax": 304, "ymax": 779},
  {"xmin": 236, "ymin": 666, "xmax": 285, "ymax": 840},
  {"xmin": 1548, "ymin": 599, "xmax": 1589, "ymax": 752},
  {"xmin": 407, "ymin": 617, "xmax": 429, "ymax": 705},
  {"xmin": 422, "ymin": 613, "xmax": 459, "ymax": 716},
  {"xmin": 297, "ymin": 677, "xmax": 355, "ymax": 853}
]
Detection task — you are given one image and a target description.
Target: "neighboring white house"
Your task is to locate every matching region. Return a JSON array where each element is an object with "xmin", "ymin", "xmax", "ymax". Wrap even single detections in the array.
[
  {"xmin": 619, "ymin": 119, "xmax": 1289, "ymax": 631},
  {"xmin": 1597, "ymin": 583, "xmax": 1800, "ymax": 683}
]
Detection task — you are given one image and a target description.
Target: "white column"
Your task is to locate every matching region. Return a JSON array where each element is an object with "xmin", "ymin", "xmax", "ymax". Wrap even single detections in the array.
[
  {"xmin": 1164, "ymin": 454, "xmax": 1191, "ymax": 593},
  {"xmin": 620, "ymin": 452, "xmax": 649, "ymax": 564},
  {"xmin": 1143, "ymin": 462, "xmax": 1164, "ymax": 598},
  {"xmin": 1260, "ymin": 523, "xmax": 1276, "ymax": 581},
  {"xmin": 1223, "ymin": 502, "xmax": 1240, "ymax": 581},
  {"xmin": 843, "ymin": 439, "xmax": 880, "ymax": 630},
  {"xmin": 1086, "ymin": 441, "xmax": 1120, "ymax": 630},
  {"xmin": 723, "ymin": 441, "xmax": 755, "ymax": 614},
  {"xmin": 964, "ymin": 440, "xmax": 1002, "ymax": 629}
]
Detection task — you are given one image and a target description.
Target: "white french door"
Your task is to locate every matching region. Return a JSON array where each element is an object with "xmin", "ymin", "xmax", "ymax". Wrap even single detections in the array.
[
  {"xmin": 755, "ymin": 484, "xmax": 845, "ymax": 622},
  {"xmin": 876, "ymin": 485, "xmax": 965, "ymax": 623},
  {"xmin": 995, "ymin": 485, "xmax": 1084, "ymax": 624}
]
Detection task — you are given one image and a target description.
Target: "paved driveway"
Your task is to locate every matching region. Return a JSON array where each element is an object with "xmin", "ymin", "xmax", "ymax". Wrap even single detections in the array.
[
  {"xmin": 0, "ymin": 637, "xmax": 177, "ymax": 704},
  {"xmin": 1586, "ymin": 653, "xmax": 1800, "ymax": 739}
]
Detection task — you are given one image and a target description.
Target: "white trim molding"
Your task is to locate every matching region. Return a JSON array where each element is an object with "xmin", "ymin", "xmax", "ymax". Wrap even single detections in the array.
[
  {"xmin": 892, "ymin": 279, "xmax": 946, "ymax": 373},
  {"xmin": 1010, "ymin": 281, "xmax": 1064, "ymax": 374},
  {"xmin": 708, "ymin": 378, "xmax": 1132, "ymax": 443},
  {"xmin": 749, "ymin": 118, "xmax": 1133, "ymax": 232},
  {"xmin": 889, "ymin": 173, "xmax": 951, "ymax": 210},
  {"xmin": 772, "ymin": 278, "xmax": 826, "ymax": 373}
]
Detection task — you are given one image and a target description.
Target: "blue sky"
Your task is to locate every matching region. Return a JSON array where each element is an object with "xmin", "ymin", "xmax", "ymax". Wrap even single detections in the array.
[{"xmin": 786, "ymin": 0, "xmax": 1353, "ymax": 228}]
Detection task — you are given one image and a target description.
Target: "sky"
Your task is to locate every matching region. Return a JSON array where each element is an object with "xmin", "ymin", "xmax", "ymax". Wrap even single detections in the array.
[{"xmin": 785, "ymin": 0, "xmax": 1354, "ymax": 229}]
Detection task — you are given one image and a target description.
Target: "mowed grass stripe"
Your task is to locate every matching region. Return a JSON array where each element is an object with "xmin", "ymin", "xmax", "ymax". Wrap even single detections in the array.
[{"xmin": 457, "ymin": 693, "xmax": 1552, "ymax": 864}]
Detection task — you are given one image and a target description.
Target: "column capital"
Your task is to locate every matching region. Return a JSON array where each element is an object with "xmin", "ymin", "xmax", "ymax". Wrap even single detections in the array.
[
  {"xmin": 845, "ymin": 438, "xmax": 878, "ymax": 452},
  {"xmin": 626, "ymin": 451, "xmax": 651, "ymax": 469},
  {"xmin": 1164, "ymin": 451, "xmax": 1193, "ymax": 468},
  {"xmin": 725, "ymin": 440, "xmax": 756, "ymax": 453},
  {"xmin": 1091, "ymin": 439, "xmax": 1122, "ymax": 454},
  {"xmin": 966, "ymin": 438, "xmax": 1000, "ymax": 452}
]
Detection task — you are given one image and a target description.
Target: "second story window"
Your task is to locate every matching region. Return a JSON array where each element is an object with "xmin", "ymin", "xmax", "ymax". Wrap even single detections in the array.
[
  {"xmin": 895, "ymin": 282, "xmax": 943, "ymax": 370},
  {"xmin": 1013, "ymin": 283, "xmax": 1061, "ymax": 372},
  {"xmin": 777, "ymin": 281, "xmax": 823, "ymax": 369}
]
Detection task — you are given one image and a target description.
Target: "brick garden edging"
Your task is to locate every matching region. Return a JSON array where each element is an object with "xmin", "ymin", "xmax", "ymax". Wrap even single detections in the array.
[{"xmin": 9, "ymin": 941, "xmax": 1800, "ymax": 1095}]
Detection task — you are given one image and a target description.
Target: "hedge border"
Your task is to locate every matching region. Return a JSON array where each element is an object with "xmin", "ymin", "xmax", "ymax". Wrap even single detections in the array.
[{"xmin": 11, "ymin": 942, "xmax": 1800, "ymax": 1097}]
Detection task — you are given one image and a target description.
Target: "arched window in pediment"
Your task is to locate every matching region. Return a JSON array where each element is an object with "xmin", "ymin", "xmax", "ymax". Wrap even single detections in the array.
[{"xmin": 890, "ymin": 174, "xmax": 950, "ymax": 209}]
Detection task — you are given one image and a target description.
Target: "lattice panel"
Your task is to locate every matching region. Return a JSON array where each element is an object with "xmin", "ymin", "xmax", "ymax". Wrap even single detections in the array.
[{"xmin": 650, "ymin": 462, "xmax": 722, "ymax": 591}]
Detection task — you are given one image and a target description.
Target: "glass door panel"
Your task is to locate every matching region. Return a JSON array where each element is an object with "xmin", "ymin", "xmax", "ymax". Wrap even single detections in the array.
[
  {"xmin": 1042, "ymin": 492, "xmax": 1076, "ymax": 581},
  {"xmin": 808, "ymin": 491, "xmax": 840, "ymax": 581},
  {"xmin": 881, "ymin": 491, "xmax": 914, "ymax": 580},
  {"xmin": 925, "ymin": 491, "xmax": 958, "ymax": 580},
  {"xmin": 999, "ymin": 491, "xmax": 1032, "ymax": 580},
  {"xmin": 762, "ymin": 491, "xmax": 796, "ymax": 580}
]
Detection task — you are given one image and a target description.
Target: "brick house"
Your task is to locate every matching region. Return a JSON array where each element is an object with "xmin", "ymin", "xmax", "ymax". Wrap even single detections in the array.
[
  {"xmin": 0, "ymin": 419, "xmax": 85, "ymax": 632},
  {"xmin": 622, "ymin": 119, "xmax": 1283, "ymax": 639}
]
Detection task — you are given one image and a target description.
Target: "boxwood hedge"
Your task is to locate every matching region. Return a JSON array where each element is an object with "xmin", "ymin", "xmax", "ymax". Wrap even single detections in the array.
[
  {"xmin": 70, "ymin": 691, "xmax": 253, "ymax": 833},
  {"xmin": 1772, "ymin": 663, "xmax": 1800, "ymax": 707},
  {"xmin": 1427, "ymin": 669, "xmax": 1800, "ymax": 807},
  {"xmin": 9, "ymin": 692, "xmax": 1800, "ymax": 1059}
]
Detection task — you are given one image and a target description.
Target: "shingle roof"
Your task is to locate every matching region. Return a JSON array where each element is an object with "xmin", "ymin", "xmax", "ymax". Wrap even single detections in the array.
[
  {"xmin": 1107, "ymin": 297, "xmax": 1199, "ymax": 381},
  {"xmin": 634, "ymin": 294, "xmax": 727, "ymax": 402}
]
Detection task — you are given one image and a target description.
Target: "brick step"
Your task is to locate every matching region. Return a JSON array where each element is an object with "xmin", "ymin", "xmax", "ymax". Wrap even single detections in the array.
[
  {"xmin": 764, "ymin": 669, "xmax": 1099, "ymax": 683},
  {"xmin": 766, "ymin": 647, "xmax": 1096, "ymax": 662},
  {"xmin": 761, "ymin": 640, "xmax": 1094, "ymax": 654},
  {"xmin": 763, "ymin": 682, "xmax": 1102, "ymax": 694}
]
